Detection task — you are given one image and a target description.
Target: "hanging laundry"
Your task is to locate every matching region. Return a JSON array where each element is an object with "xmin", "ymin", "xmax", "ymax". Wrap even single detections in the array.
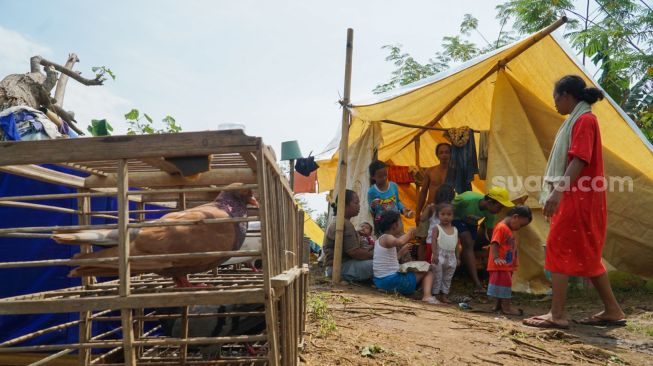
[
  {"xmin": 444, "ymin": 126, "xmax": 479, "ymax": 193},
  {"xmin": 387, "ymin": 165, "xmax": 414, "ymax": 184},
  {"xmin": 295, "ymin": 156, "xmax": 319, "ymax": 177},
  {"xmin": 478, "ymin": 130, "xmax": 489, "ymax": 180},
  {"xmin": 293, "ymin": 170, "xmax": 318, "ymax": 194}
]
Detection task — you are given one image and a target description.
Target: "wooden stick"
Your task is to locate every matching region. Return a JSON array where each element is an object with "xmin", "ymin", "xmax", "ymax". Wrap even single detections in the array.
[
  {"xmin": 0, "ymin": 310, "xmax": 111, "ymax": 347},
  {"xmin": 0, "ymin": 191, "xmax": 115, "ymax": 202},
  {"xmin": 117, "ymin": 159, "xmax": 137, "ymax": 366},
  {"xmin": 0, "ymin": 201, "xmax": 79, "ymax": 214},
  {"xmin": 127, "ymin": 184, "xmax": 258, "ymax": 196},
  {"xmin": 0, "ymin": 334, "xmax": 269, "ymax": 353},
  {"xmin": 332, "ymin": 28, "xmax": 354, "ymax": 285},
  {"xmin": 380, "ymin": 118, "xmax": 482, "ymax": 132},
  {"xmin": 0, "ymin": 216, "xmax": 259, "ymax": 234},
  {"xmin": 0, "ymin": 130, "xmax": 261, "ymax": 166},
  {"xmin": 0, "ymin": 250, "xmax": 262, "ymax": 269},
  {"xmin": 0, "ymin": 165, "xmax": 85, "ymax": 188},
  {"xmin": 28, "ymin": 348, "xmax": 76, "ymax": 366},
  {"xmin": 0, "ymin": 288, "xmax": 266, "ymax": 315},
  {"xmin": 94, "ymin": 311, "xmax": 265, "ymax": 322},
  {"xmin": 94, "ymin": 359, "xmax": 268, "ymax": 366}
]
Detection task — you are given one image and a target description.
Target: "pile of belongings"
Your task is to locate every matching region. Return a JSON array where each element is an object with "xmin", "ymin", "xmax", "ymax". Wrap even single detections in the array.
[{"xmin": 0, "ymin": 106, "xmax": 75, "ymax": 141}]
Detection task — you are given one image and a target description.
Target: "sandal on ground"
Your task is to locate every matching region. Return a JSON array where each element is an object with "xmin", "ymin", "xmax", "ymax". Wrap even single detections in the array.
[
  {"xmin": 422, "ymin": 296, "xmax": 441, "ymax": 305},
  {"xmin": 522, "ymin": 316, "xmax": 569, "ymax": 329},
  {"xmin": 574, "ymin": 316, "xmax": 627, "ymax": 327}
]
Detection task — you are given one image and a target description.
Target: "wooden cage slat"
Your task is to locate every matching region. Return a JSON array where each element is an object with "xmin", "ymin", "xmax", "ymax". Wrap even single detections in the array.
[{"xmin": 0, "ymin": 130, "xmax": 261, "ymax": 165}]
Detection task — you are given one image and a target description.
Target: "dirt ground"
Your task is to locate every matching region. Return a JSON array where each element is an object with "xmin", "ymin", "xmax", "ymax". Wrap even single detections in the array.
[{"xmin": 300, "ymin": 269, "xmax": 653, "ymax": 366}]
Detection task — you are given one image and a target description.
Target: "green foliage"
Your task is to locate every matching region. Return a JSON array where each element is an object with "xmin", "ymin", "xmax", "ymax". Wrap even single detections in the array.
[
  {"xmin": 360, "ymin": 344, "xmax": 384, "ymax": 357},
  {"xmin": 372, "ymin": 45, "xmax": 450, "ymax": 94},
  {"xmin": 315, "ymin": 212, "xmax": 329, "ymax": 230},
  {"xmin": 125, "ymin": 109, "xmax": 182, "ymax": 135},
  {"xmin": 496, "ymin": 0, "xmax": 578, "ymax": 34},
  {"xmin": 307, "ymin": 292, "xmax": 337, "ymax": 337},
  {"xmin": 87, "ymin": 119, "xmax": 113, "ymax": 136},
  {"xmin": 374, "ymin": 0, "xmax": 653, "ymax": 143},
  {"xmin": 91, "ymin": 66, "xmax": 116, "ymax": 81}
]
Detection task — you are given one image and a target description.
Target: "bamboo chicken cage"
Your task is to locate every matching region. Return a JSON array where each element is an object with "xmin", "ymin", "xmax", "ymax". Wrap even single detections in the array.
[{"xmin": 0, "ymin": 130, "xmax": 308, "ymax": 366}]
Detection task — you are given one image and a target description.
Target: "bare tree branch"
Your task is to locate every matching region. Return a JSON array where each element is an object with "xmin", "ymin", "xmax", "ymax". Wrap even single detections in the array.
[
  {"xmin": 31, "ymin": 56, "xmax": 104, "ymax": 86},
  {"xmin": 54, "ymin": 53, "xmax": 79, "ymax": 107}
]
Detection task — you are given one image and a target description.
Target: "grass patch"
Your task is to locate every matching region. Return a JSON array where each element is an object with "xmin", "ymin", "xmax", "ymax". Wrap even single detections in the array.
[
  {"xmin": 308, "ymin": 292, "xmax": 337, "ymax": 337},
  {"xmin": 625, "ymin": 321, "xmax": 653, "ymax": 337}
]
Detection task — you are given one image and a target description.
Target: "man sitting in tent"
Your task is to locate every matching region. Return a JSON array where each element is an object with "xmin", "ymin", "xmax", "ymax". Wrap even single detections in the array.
[{"xmin": 453, "ymin": 186, "xmax": 514, "ymax": 293}]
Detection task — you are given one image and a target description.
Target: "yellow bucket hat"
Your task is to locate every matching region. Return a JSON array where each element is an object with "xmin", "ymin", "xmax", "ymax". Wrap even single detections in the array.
[{"xmin": 487, "ymin": 186, "xmax": 515, "ymax": 207}]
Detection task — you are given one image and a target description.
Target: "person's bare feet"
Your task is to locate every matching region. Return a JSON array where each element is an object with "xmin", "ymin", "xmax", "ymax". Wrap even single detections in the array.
[
  {"xmin": 523, "ymin": 313, "xmax": 569, "ymax": 329},
  {"xmin": 439, "ymin": 294, "xmax": 452, "ymax": 304},
  {"xmin": 501, "ymin": 308, "xmax": 524, "ymax": 316}
]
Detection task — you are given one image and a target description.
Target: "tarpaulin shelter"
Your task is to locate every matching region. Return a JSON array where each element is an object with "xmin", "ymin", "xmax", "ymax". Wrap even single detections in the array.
[
  {"xmin": 303, "ymin": 212, "xmax": 324, "ymax": 247},
  {"xmin": 319, "ymin": 19, "xmax": 653, "ymax": 292}
]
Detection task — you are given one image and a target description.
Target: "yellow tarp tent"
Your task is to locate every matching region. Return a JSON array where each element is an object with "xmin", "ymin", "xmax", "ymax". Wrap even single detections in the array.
[
  {"xmin": 304, "ymin": 212, "xmax": 324, "ymax": 247},
  {"xmin": 317, "ymin": 25, "xmax": 653, "ymax": 292}
]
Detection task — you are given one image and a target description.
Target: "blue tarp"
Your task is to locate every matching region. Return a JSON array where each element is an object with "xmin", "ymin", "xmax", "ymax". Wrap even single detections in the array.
[{"xmin": 0, "ymin": 166, "xmax": 164, "ymax": 347}]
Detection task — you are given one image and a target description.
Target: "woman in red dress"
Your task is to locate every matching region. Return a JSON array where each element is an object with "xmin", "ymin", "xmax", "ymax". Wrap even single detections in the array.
[{"xmin": 523, "ymin": 75, "xmax": 625, "ymax": 329}]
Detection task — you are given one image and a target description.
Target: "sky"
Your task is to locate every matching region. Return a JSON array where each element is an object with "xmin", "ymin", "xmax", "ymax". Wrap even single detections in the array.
[{"xmin": 0, "ymin": 0, "xmax": 558, "ymax": 216}]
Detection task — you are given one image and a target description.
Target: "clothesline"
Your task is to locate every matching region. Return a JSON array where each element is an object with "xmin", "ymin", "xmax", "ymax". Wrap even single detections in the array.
[{"xmin": 377, "ymin": 119, "xmax": 483, "ymax": 133}]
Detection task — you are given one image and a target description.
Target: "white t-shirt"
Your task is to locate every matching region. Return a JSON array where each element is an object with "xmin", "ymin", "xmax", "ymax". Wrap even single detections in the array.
[
  {"xmin": 435, "ymin": 224, "xmax": 458, "ymax": 251},
  {"xmin": 373, "ymin": 234, "xmax": 400, "ymax": 278}
]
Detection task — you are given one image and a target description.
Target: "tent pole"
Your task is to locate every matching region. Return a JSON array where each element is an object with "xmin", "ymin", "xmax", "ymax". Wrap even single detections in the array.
[
  {"xmin": 407, "ymin": 16, "xmax": 568, "ymax": 146},
  {"xmin": 332, "ymin": 29, "xmax": 354, "ymax": 284}
]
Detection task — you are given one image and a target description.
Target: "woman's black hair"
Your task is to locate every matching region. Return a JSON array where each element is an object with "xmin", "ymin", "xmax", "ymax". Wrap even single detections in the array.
[
  {"xmin": 330, "ymin": 189, "xmax": 356, "ymax": 215},
  {"xmin": 376, "ymin": 210, "xmax": 401, "ymax": 234},
  {"xmin": 554, "ymin": 75, "xmax": 604, "ymax": 105},
  {"xmin": 435, "ymin": 142, "xmax": 452, "ymax": 156},
  {"xmin": 434, "ymin": 183, "xmax": 455, "ymax": 204},
  {"xmin": 507, "ymin": 205, "xmax": 533, "ymax": 223},
  {"xmin": 368, "ymin": 160, "xmax": 387, "ymax": 185}
]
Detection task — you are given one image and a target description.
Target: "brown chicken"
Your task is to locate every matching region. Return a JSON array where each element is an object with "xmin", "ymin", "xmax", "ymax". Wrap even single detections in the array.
[{"xmin": 53, "ymin": 184, "xmax": 257, "ymax": 287}]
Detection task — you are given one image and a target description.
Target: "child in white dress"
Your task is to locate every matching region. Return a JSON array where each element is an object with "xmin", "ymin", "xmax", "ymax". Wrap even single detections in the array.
[{"xmin": 431, "ymin": 203, "xmax": 459, "ymax": 303}]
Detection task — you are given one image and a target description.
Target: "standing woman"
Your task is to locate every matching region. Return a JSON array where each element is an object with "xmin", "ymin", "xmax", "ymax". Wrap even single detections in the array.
[{"xmin": 523, "ymin": 75, "xmax": 625, "ymax": 329}]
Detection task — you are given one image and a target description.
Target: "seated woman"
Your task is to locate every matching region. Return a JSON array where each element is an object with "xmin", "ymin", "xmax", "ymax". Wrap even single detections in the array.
[{"xmin": 323, "ymin": 189, "xmax": 374, "ymax": 282}]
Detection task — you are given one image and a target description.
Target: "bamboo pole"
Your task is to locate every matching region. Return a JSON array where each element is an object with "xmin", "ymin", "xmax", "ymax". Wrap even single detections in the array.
[
  {"xmin": 77, "ymin": 190, "xmax": 94, "ymax": 366},
  {"xmin": 135, "ymin": 201, "xmax": 145, "ymax": 360},
  {"xmin": 257, "ymin": 148, "xmax": 280, "ymax": 366},
  {"xmin": 332, "ymin": 28, "xmax": 354, "ymax": 284},
  {"xmin": 117, "ymin": 159, "xmax": 137, "ymax": 366}
]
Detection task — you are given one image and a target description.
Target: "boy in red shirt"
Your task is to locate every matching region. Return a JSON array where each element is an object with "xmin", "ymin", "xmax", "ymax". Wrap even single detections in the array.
[{"xmin": 487, "ymin": 205, "xmax": 532, "ymax": 315}]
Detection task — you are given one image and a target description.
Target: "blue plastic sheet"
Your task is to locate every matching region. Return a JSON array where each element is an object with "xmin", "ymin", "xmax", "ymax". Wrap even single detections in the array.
[{"xmin": 0, "ymin": 166, "xmax": 164, "ymax": 347}]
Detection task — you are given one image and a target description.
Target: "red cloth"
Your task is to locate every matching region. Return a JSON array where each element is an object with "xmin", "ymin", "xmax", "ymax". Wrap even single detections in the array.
[
  {"xmin": 293, "ymin": 171, "xmax": 317, "ymax": 193},
  {"xmin": 545, "ymin": 113, "xmax": 607, "ymax": 278},
  {"xmin": 488, "ymin": 270, "xmax": 512, "ymax": 287},
  {"xmin": 387, "ymin": 166, "xmax": 414, "ymax": 184},
  {"xmin": 425, "ymin": 243, "xmax": 432, "ymax": 263},
  {"xmin": 486, "ymin": 221, "xmax": 518, "ymax": 272}
]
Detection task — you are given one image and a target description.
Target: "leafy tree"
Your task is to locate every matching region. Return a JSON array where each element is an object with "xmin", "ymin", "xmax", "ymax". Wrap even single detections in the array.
[
  {"xmin": 125, "ymin": 109, "xmax": 182, "ymax": 135},
  {"xmin": 315, "ymin": 212, "xmax": 329, "ymax": 230},
  {"xmin": 374, "ymin": 0, "xmax": 653, "ymax": 142},
  {"xmin": 87, "ymin": 119, "xmax": 113, "ymax": 136}
]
